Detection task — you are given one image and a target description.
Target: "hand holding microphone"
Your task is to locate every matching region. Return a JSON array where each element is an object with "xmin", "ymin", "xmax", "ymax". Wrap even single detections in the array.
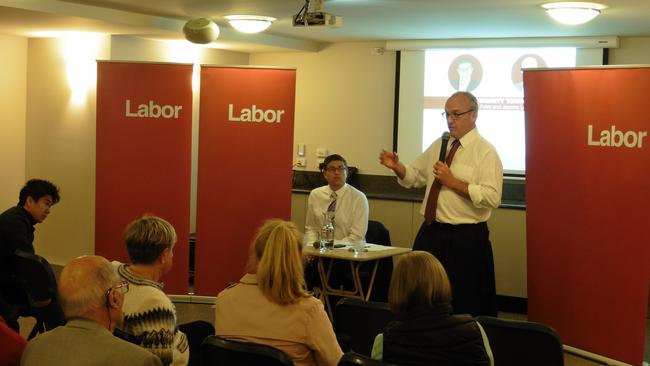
[
  {"xmin": 438, "ymin": 132, "xmax": 451, "ymax": 162},
  {"xmin": 434, "ymin": 132, "xmax": 451, "ymax": 181}
]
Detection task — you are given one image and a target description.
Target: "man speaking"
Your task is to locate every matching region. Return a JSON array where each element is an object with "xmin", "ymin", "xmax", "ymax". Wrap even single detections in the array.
[{"xmin": 379, "ymin": 91, "xmax": 502, "ymax": 316}]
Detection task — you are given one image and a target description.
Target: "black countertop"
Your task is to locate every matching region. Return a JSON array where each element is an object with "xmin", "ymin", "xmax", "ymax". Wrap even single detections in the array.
[{"xmin": 292, "ymin": 170, "xmax": 525, "ymax": 210}]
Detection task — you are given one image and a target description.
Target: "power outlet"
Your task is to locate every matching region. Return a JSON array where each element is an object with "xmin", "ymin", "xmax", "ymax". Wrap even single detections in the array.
[{"xmin": 295, "ymin": 158, "xmax": 307, "ymax": 168}]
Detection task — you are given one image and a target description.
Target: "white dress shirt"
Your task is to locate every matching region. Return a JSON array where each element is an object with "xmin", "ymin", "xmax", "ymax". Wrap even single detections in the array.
[
  {"xmin": 305, "ymin": 183, "xmax": 369, "ymax": 244},
  {"xmin": 398, "ymin": 127, "xmax": 503, "ymax": 224}
]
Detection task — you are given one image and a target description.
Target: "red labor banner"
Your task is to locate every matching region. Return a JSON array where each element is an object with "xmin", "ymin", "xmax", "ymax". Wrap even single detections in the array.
[
  {"xmin": 195, "ymin": 66, "xmax": 295, "ymax": 295},
  {"xmin": 96, "ymin": 61, "xmax": 193, "ymax": 294},
  {"xmin": 524, "ymin": 67, "xmax": 650, "ymax": 365}
]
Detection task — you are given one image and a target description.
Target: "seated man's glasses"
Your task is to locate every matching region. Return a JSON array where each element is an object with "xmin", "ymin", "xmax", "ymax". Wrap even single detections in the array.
[{"xmin": 325, "ymin": 167, "xmax": 347, "ymax": 173}]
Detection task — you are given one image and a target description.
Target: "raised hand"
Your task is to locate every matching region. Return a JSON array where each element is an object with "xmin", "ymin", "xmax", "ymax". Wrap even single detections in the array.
[{"xmin": 379, "ymin": 149, "xmax": 400, "ymax": 170}]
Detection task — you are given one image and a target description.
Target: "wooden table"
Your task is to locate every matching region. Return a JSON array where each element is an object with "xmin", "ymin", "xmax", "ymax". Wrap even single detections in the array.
[{"xmin": 303, "ymin": 243, "xmax": 411, "ymax": 318}]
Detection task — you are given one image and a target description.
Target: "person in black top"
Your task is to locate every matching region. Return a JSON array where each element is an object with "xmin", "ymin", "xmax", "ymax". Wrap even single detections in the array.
[
  {"xmin": 371, "ymin": 251, "xmax": 493, "ymax": 366},
  {"xmin": 0, "ymin": 179, "xmax": 61, "ymax": 331}
]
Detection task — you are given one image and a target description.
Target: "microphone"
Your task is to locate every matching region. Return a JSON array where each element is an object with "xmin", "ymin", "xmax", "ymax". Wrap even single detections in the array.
[{"xmin": 438, "ymin": 132, "xmax": 450, "ymax": 162}]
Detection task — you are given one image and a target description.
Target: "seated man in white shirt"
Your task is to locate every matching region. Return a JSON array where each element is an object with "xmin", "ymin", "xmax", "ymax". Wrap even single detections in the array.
[
  {"xmin": 305, "ymin": 154, "xmax": 369, "ymax": 245},
  {"xmin": 304, "ymin": 154, "xmax": 369, "ymax": 291}
]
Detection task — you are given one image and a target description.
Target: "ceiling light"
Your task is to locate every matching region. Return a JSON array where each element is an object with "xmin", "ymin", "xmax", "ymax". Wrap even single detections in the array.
[
  {"xmin": 542, "ymin": 2, "xmax": 607, "ymax": 25},
  {"xmin": 225, "ymin": 15, "xmax": 276, "ymax": 33},
  {"xmin": 183, "ymin": 18, "xmax": 220, "ymax": 44}
]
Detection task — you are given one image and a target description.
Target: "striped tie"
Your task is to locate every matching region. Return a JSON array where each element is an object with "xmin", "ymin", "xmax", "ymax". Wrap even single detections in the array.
[{"xmin": 327, "ymin": 192, "xmax": 337, "ymax": 217}]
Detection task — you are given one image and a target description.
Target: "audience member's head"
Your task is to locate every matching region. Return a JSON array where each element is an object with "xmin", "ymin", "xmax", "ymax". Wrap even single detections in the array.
[
  {"xmin": 388, "ymin": 251, "xmax": 452, "ymax": 318},
  {"xmin": 18, "ymin": 179, "xmax": 60, "ymax": 223},
  {"xmin": 252, "ymin": 219, "xmax": 309, "ymax": 305},
  {"xmin": 123, "ymin": 215, "xmax": 176, "ymax": 271},
  {"xmin": 18, "ymin": 179, "xmax": 60, "ymax": 206},
  {"xmin": 58, "ymin": 255, "xmax": 128, "ymax": 331}
]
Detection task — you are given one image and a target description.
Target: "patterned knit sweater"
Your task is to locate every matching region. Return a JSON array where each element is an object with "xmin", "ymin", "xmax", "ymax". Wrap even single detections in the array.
[{"xmin": 113, "ymin": 262, "xmax": 189, "ymax": 366}]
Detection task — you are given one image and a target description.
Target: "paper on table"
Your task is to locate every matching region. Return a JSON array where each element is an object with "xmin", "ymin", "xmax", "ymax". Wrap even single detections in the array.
[
  {"xmin": 364, "ymin": 243, "xmax": 395, "ymax": 252},
  {"xmin": 331, "ymin": 241, "xmax": 394, "ymax": 252}
]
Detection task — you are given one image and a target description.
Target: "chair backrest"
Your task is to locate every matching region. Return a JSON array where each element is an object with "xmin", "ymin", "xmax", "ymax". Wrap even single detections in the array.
[
  {"xmin": 477, "ymin": 316, "xmax": 564, "ymax": 366},
  {"xmin": 364, "ymin": 220, "xmax": 392, "ymax": 302},
  {"xmin": 179, "ymin": 320, "xmax": 215, "ymax": 366},
  {"xmin": 366, "ymin": 220, "xmax": 391, "ymax": 247},
  {"xmin": 333, "ymin": 298, "xmax": 395, "ymax": 357},
  {"xmin": 201, "ymin": 335, "xmax": 294, "ymax": 366},
  {"xmin": 338, "ymin": 351, "xmax": 398, "ymax": 366},
  {"xmin": 11, "ymin": 250, "xmax": 58, "ymax": 306}
]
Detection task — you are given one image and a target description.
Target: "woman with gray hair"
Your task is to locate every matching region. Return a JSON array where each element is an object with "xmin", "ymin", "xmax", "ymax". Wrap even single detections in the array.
[{"xmin": 113, "ymin": 215, "xmax": 188, "ymax": 366}]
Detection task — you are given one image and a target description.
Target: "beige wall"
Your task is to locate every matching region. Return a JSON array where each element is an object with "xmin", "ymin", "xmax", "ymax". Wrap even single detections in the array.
[
  {"xmin": 25, "ymin": 36, "xmax": 111, "ymax": 264},
  {"xmin": 609, "ymin": 37, "xmax": 650, "ymax": 65},
  {"xmin": 109, "ymin": 35, "xmax": 250, "ymax": 65},
  {"xmin": 21, "ymin": 36, "xmax": 248, "ymax": 265},
  {"xmin": 0, "ymin": 35, "xmax": 27, "ymax": 208},
  {"xmin": 251, "ymin": 42, "xmax": 396, "ymax": 175}
]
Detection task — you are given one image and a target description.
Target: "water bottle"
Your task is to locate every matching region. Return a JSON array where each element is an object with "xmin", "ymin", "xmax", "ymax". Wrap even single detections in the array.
[{"xmin": 319, "ymin": 212, "xmax": 335, "ymax": 252}]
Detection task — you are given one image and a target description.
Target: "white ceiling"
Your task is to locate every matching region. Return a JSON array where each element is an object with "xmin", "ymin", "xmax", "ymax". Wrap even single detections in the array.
[{"xmin": 1, "ymin": 0, "xmax": 650, "ymax": 52}]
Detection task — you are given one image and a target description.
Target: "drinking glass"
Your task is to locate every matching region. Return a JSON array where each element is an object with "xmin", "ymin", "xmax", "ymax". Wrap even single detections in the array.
[{"xmin": 352, "ymin": 239, "xmax": 366, "ymax": 257}]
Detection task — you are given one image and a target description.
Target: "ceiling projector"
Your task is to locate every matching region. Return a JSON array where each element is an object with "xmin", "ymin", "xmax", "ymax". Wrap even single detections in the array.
[
  {"xmin": 292, "ymin": 11, "xmax": 342, "ymax": 27},
  {"xmin": 292, "ymin": 0, "xmax": 342, "ymax": 28},
  {"xmin": 183, "ymin": 18, "xmax": 220, "ymax": 44}
]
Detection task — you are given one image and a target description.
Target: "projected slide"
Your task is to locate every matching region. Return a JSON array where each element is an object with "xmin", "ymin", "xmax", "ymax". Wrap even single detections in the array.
[{"xmin": 423, "ymin": 48, "xmax": 576, "ymax": 174}]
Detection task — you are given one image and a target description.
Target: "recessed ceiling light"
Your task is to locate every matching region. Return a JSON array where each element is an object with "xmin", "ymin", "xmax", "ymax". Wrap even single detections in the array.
[
  {"xmin": 542, "ymin": 2, "xmax": 608, "ymax": 25},
  {"xmin": 225, "ymin": 15, "xmax": 276, "ymax": 33}
]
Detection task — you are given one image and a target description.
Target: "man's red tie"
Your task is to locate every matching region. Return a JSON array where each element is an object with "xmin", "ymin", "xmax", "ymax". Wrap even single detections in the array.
[{"xmin": 424, "ymin": 139, "xmax": 461, "ymax": 225}]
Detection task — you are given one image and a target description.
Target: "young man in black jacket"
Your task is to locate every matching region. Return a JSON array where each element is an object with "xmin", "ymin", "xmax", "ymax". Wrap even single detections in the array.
[{"xmin": 0, "ymin": 179, "xmax": 61, "ymax": 331}]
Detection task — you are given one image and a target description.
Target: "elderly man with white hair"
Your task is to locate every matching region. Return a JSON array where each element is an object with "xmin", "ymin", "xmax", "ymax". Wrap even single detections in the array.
[{"xmin": 21, "ymin": 255, "xmax": 161, "ymax": 366}]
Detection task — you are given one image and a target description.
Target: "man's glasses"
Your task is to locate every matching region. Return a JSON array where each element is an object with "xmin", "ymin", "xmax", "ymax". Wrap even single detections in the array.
[
  {"xmin": 106, "ymin": 281, "xmax": 129, "ymax": 297},
  {"xmin": 441, "ymin": 109, "xmax": 474, "ymax": 119},
  {"xmin": 325, "ymin": 167, "xmax": 347, "ymax": 173}
]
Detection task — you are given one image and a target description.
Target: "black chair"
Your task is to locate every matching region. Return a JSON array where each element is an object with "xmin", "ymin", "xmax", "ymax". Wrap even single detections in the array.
[
  {"xmin": 116, "ymin": 320, "xmax": 214, "ymax": 366},
  {"xmin": 338, "ymin": 351, "xmax": 398, "ymax": 366},
  {"xmin": 362, "ymin": 220, "xmax": 392, "ymax": 302},
  {"xmin": 336, "ymin": 220, "xmax": 394, "ymax": 303},
  {"xmin": 333, "ymin": 298, "xmax": 395, "ymax": 357},
  {"xmin": 179, "ymin": 320, "xmax": 215, "ymax": 366},
  {"xmin": 477, "ymin": 316, "xmax": 564, "ymax": 366},
  {"xmin": 201, "ymin": 335, "xmax": 294, "ymax": 366},
  {"xmin": 365, "ymin": 221, "xmax": 391, "ymax": 247},
  {"xmin": 11, "ymin": 249, "xmax": 65, "ymax": 339}
]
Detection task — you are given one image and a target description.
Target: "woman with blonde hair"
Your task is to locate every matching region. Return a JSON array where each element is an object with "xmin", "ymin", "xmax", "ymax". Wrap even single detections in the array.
[
  {"xmin": 215, "ymin": 219, "xmax": 343, "ymax": 366},
  {"xmin": 371, "ymin": 251, "xmax": 493, "ymax": 366}
]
